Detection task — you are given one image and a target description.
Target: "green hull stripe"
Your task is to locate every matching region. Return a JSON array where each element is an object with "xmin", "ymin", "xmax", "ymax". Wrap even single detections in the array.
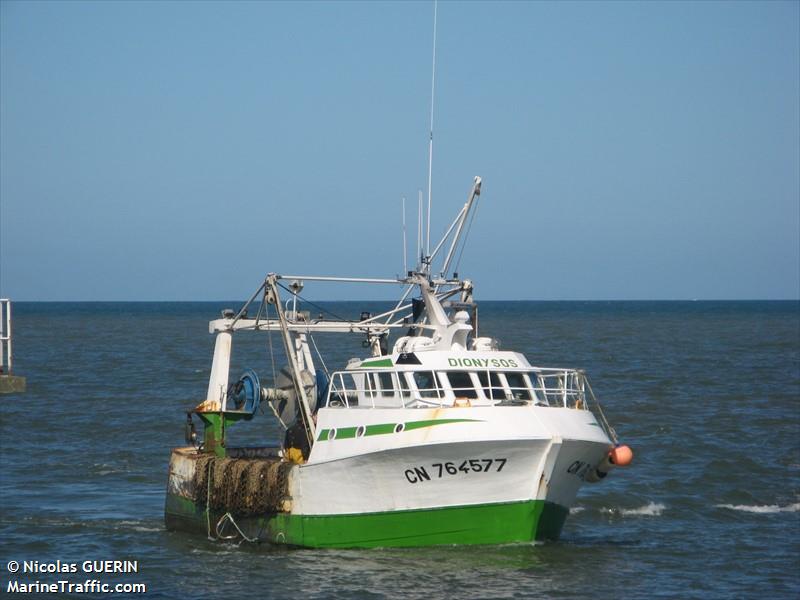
[
  {"xmin": 365, "ymin": 423, "xmax": 396, "ymax": 436},
  {"xmin": 165, "ymin": 495, "xmax": 569, "ymax": 548},
  {"xmin": 317, "ymin": 418, "xmax": 480, "ymax": 442},
  {"xmin": 333, "ymin": 426, "xmax": 357, "ymax": 439}
]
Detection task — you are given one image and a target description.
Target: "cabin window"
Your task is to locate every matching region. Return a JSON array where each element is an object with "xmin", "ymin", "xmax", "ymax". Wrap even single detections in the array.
[
  {"xmin": 504, "ymin": 372, "xmax": 532, "ymax": 400},
  {"xmin": 328, "ymin": 373, "xmax": 361, "ymax": 407},
  {"xmin": 365, "ymin": 373, "xmax": 377, "ymax": 398},
  {"xmin": 447, "ymin": 371, "xmax": 479, "ymax": 399},
  {"xmin": 413, "ymin": 371, "xmax": 442, "ymax": 399},
  {"xmin": 377, "ymin": 372, "xmax": 395, "ymax": 397},
  {"xmin": 477, "ymin": 371, "xmax": 507, "ymax": 400},
  {"xmin": 528, "ymin": 372, "xmax": 545, "ymax": 403},
  {"xmin": 398, "ymin": 372, "xmax": 412, "ymax": 397}
]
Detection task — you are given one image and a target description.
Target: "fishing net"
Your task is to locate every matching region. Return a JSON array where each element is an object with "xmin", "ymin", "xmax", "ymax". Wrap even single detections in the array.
[{"xmin": 192, "ymin": 455, "xmax": 293, "ymax": 516}]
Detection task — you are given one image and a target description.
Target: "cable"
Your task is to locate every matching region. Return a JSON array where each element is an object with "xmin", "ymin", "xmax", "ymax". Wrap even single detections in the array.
[
  {"xmin": 309, "ymin": 333, "xmax": 329, "ymax": 377},
  {"xmin": 216, "ymin": 512, "xmax": 258, "ymax": 543},
  {"xmin": 452, "ymin": 194, "xmax": 480, "ymax": 276},
  {"xmin": 276, "ymin": 282, "xmax": 351, "ymax": 323}
]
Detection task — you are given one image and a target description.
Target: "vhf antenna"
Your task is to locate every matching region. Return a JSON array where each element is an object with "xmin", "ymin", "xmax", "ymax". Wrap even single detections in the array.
[
  {"xmin": 425, "ymin": 0, "xmax": 438, "ymax": 267},
  {"xmin": 402, "ymin": 197, "xmax": 408, "ymax": 275},
  {"xmin": 417, "ymin": 190, "xmax": 423, "ymax": 269}
]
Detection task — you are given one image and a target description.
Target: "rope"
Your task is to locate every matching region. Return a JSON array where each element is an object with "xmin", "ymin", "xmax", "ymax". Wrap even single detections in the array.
[
  {"xmin": 583, "ymin": 377, "xmax": 619, "ymax": 445},
  {"xmin": 204, "ymin": 458, "xmax": 258, "ymax": 544},
  {"xmin": 309, "ymin": 333, "xmax": 329, "ymax": 377},
  {"xmin": 265, "ymin": 301, "xmax": 278, "ymax": 401},
  {"xmin": 266, "ymin": 397, "xmax": 288, "ymax": 430},
  {"xmin": 261, "ymin": 300, "xmax": 292, "ymax": 428},
  {"xmin": 215, "ymin": 512, "xmax": 258, "ymax": 543},
  {"xmin": 205, "ymin": 460, "xmax": 214, "ymax": 541},
  {"xmin": 272, "ymin": 281, "xmax": 314, "ymax": 450}
]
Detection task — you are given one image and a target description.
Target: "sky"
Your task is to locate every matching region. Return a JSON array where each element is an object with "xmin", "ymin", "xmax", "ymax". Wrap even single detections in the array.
[{"xmin": 1, "ymin": 0, "xmax": 798, "ymax": 301}]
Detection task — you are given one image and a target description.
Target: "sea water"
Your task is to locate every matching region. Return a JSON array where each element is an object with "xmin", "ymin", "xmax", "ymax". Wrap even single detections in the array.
[{"xmin": 0, "ymin": 301, "xmax": 798, "ymax": 599}]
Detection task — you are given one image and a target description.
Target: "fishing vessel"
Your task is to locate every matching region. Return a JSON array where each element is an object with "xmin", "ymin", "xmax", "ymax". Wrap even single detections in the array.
[{"xmin": 164, "ymin": 176, "xmax": 633, "ymax": 547}]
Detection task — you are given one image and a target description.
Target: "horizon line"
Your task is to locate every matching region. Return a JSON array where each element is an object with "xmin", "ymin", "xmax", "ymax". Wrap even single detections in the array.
[{"xmin": 4, "ymin": 298, "xmax": 799, "ymax": 303}]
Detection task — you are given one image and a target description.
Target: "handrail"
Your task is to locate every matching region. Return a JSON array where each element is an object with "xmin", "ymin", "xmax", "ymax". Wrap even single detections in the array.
[
  {"xmin": 531, "ymin": 370, "xmax": 588, "ymax": 408},
  {"xmin": 0, "ymin": 299, "xmax": 12, "ymax": 374},
  {"xmin": 321, "ymin": 366, "xmax": 618, "ymax": 441}
]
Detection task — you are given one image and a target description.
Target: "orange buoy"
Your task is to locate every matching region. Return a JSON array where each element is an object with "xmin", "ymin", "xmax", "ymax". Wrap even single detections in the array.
[
  {"xmin": 585, "ymin": 445, "xmax": 634, "ymax": 483},
  {"xmin": 609, "ymin": 445, "xmax": 634, "ymax": 467}
]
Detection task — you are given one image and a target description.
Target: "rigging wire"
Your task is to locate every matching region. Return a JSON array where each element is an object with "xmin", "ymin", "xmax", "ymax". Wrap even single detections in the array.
[
  {"xmin": 253, "ymin": 295, "xmax": 265, "ymax": 326},
  {"xmin": 263, "ymin": 299, "xmax": 285, "ymax": 429},
  {"xmin": 308, "ymin": 333, "xmax": 330, "ymax": 377},
  {"xmin": 583, "ymin": 377, "xmax": 619, "ymax": 445},
  {"xmin": 276, "ymin": 282, "xmax": 351, "ymax": 323},
  {"xmin": 452, "ymin": 194, "xmax": 481, "ymax": 276}
]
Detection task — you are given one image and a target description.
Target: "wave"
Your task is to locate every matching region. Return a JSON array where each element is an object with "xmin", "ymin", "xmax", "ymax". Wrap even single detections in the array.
[
  {"xmin": 117, "ymin": 520, "xmax": 162, "ymax": 532},
  {"xmin": 600, "ymin": 502, "xmax": 666, "ymax": 517},
  {"xmin": 715, "ymin": 502, "xmax": 800, "ymax": 514},
  {"xmin": 569, "ymin": 506, "xmax": 585, "ymax": 514},
  {"xmin": 619, "ymin": 502, "xmax": 666, "ymax": 516}
]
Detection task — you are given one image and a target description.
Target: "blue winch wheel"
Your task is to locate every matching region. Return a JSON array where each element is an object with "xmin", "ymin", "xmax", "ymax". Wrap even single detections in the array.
[{"xmin": 228, "ymin": 369, "xmax": 261, "ymax": 415}]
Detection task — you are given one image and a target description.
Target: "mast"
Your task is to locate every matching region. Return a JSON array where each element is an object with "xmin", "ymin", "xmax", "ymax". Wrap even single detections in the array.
[
  {"xmin": 440, "ymin": 176, "xmax": 482, "ymax": 278},
  {"xmin": 266, "ymin": 275, "xmax": 317, "ymax": 445},
  {"xmin": 425, "ymin": 0, "xmax": 438, "ymax": 263},
  {"xmin": 417, "ymin": 190, "xmax": 423, "ymax": 269}
]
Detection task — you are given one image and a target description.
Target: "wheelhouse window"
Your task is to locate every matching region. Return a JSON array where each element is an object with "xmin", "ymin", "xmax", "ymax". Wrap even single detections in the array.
[
  {"xmin": 528, "ymin": 372, "xmax": 544, "ymax": 402},
  {"xmin": 413, "ymin": 371, "xmax": 442, "ymax": 399},
  {"xmin": 505, "ymin": 372, "xmax": 532, "ymax": 400},
  {"xmin": 477, "ymin": 371, "xmax": 507, "ymax": 400},
  {"xmin": 375, "ymin": 372, "xmax": 395, "ymax": 397},
  {"xmin": 446, "ymin": 371, "xmax": 479, "ymax": 399},
  {"xmin": 326, "ymin": 368, "xmax": 542, "ymax": 408},
  {"xmin": 397, "ymin": 372, "xmax": 412, "ymax": 398}
]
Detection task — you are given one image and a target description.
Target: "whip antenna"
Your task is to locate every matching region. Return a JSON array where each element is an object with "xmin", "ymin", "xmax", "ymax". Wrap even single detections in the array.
[
  {"xmin": 425, "ymin": 0, "xmax": 437, "ymax": 261},
  {"xmin": 402, "ymin": 197, "xmax": 408, "ymax": 275},
  {"xmin": 417, "ymin": 190, "xmax": 423, "ymax": 268}
]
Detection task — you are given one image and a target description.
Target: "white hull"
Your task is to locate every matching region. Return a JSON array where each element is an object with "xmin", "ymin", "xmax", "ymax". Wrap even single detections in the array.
[{"xmin": 294, "ymin": 405, "xmax": 611, "ymax": 515}]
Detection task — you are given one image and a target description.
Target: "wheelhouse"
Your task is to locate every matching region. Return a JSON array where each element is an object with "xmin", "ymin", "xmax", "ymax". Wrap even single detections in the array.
[{"xmin": 325, "ymin": 365, "xmax": 592, "ymax": 409}]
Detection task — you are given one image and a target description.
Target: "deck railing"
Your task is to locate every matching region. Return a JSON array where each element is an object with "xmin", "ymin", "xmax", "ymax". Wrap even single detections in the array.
[
  {"xmin": 530, "ymin": 368, "xmax": 588, "ymax": 408},
  {"xmin": 325, "ymin": 368, "xmax": 595, "ymax": 410},
  {"xmin": 321, "ymin": 366, "xmax": 618, "ymax": 444}
]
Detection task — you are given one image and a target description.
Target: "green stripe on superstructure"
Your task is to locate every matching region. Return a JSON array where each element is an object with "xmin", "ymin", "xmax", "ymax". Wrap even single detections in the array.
[
  {"xmin": 316, "ymin": 418, "xmax": 481, "ymax": 441},
  {"xmin": 359, "ymin": 358, "xmax": 393, "ymax": 368},
  {"xmin": 165, "ymin": 494, "xmax": 570, "ymax": 547},
  {"xmin": 403, "ymin": 418, "xmax": 476, "ymax": 431}
]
